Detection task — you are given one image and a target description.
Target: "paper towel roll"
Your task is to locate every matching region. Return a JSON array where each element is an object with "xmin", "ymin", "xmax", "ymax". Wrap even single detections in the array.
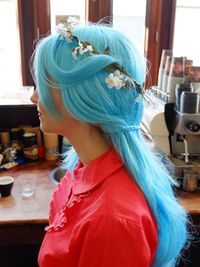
[{"xmin": 43, "ymin": 133, "xmax": 59, "ymax": 161}]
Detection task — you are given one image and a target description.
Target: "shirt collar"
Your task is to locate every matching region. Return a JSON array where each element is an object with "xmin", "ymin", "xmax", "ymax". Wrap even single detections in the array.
[{"xmin": 71, "ymin": 148, "xmax": 124, "ymax": 195}]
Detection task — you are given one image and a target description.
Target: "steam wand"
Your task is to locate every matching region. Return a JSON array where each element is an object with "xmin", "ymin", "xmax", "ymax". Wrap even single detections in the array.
[{"xmin": 181, "ymin": 135, "xmax": 189, "ymax": 164}]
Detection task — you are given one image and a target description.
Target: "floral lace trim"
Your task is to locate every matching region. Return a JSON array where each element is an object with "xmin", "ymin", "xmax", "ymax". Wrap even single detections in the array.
[{"xmin": 45, "ymin": 191, "xmax": 91, "ymax": 232}]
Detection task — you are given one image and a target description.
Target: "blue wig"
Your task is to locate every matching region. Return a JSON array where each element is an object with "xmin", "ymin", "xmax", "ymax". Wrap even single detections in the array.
[{"xmin": 32, "ymin": 25, "xmax": 189, "ymax": 266}]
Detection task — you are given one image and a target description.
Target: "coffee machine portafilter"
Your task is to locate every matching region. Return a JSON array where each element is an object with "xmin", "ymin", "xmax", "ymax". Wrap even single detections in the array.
[{"xmin": 172, "ymin": 111, "xmax": 200, "ymax": 160}]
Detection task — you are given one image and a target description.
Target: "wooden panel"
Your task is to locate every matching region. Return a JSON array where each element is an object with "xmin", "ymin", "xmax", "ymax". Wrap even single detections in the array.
[
  {"xmin": 18, "ymin": 0, "xmax": 51, "ymax": 86},
  {"xmin": 145, "ymin": 0, "xmax": 163, "ymax": 87},
  {"xmin": 88, "ymin": 0, "xmax": 113, "ymax": 23},
  {"xmin": 33, "ymin": 0, "xmax": 51, "ymax": 37},
  {"xmin": 145, "ymin": 0, "xmax": 176, "ymax": 86},
  {"xmin": 18, "ymin": 0, "xmax": 35, "ymax": 86},
  {"xmin": 0, "ymin": 244, "xmax": 40, "ymax": 267},
  {"xmin": 0, "ymin": 105, "xmax": 39, "ymax": 129},
  {"xmin": 0, "ymin": 224, "xmax": 45, "ymax": 245},
  {"xmin": 160, "ymin": 0, "xmax": 176, "ymax": 51}
]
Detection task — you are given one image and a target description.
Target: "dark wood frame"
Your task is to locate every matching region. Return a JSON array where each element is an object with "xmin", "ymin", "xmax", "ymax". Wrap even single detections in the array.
[
  {"xmin": 18, "ymin": 0, "xmax": 176, "ymax": 87},
  {"xmin": 88, "ymin": 0, "xmax": 113, "ymax": 23},
  {"xmin": 18, "ymin": 0, "xmax": 50, "ymax": 86},
  {"xmin": 145, "ymin": 0, "xmax": 176, "ymax": 86}
]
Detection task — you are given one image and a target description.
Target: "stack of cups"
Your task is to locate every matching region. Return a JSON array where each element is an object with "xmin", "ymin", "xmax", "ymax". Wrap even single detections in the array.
[
  {"xmin": 166, "ymin": 57, "xmax": 186, "ymax": 103},
  {"xmin": 157, "ymin": 50, "xmax": 173, "ymax": 98},
  {"xmin": 161, "ymin": 55, "xmax": 173, "ymax": 101},
  {"xmin": 190, "ymin": 67, "xmax": 200, "ymax": 112},
  {"xmin": 190, "ymin": 66, "xmax": 200, "ymax": 91}
]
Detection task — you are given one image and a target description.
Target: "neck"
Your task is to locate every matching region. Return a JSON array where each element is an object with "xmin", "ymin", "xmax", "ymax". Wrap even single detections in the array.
[{"xmin": 64, "ymin": 124, "xmax": 112, "ymax": 165}]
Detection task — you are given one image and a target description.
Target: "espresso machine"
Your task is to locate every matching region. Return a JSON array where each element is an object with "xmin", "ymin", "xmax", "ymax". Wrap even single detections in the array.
[
  {"xmin": 142, "ymin": 86, "xmax": 200, "ymax": 186},
  {"xmin": 142, "ymin": 52, "xmax": 200, "ymax": 190}
]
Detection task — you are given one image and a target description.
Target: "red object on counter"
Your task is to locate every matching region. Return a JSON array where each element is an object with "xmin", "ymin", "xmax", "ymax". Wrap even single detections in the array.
[{"xmin": 38, "ymin": 146, "xmax": 45, "ymax": 159}]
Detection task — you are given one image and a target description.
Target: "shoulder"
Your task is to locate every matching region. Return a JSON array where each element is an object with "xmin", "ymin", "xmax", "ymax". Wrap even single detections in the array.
[
  {"xmin": 71, "ymin": 213, "xmax": 157, "ymax": 267},
  {"xmin": 101, "ymin": 165, "xmax": 154, "ymax": 218}
]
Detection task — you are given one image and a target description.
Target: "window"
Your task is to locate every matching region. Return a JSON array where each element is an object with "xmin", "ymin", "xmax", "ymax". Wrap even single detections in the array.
[
  {"xmin": 50, "ymin": 0, "xmax": 86, "ymax": 31},
  {"xmin": 113, "ymin": 0, "xmax": 147, "ymax": 55},
  {"xmin": 173, "ymin": 0, "xmax": 200, "ymax": 65},
  {"xmin": 0, "ymin": 0, "xmax": 22, "ymax": 98},
  {"xmin": 0, "ymin": 0, "xmax": 178, "ymax": 100}
]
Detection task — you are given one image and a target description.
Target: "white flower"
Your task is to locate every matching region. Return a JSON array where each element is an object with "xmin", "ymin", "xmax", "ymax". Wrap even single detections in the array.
[
  {"xmin": 78, "ymin": 42, "xmax": 85, "ymax": 55},
  {"xmin": 67, "ymin": 16, "xmax": 80, "ymax": 28},
  {"xmin": 55, "ymin": 23, "xmax": 65, "ymax": 33},
  {"xmin": 114, "ymin": 70, "xmax": 123, "ymax": 79},
  {"xmin": 72, "ymin": 42, "xmax": 94, "ymax": 58},
  {"xmin": 86, "ymin": 45, "xmax": 93, "ymax": 53},
  {"xmin": 105, "ymin": 73, "xmax": 124, "ymax": 90},
  {"xmin": 55, "ymin": 23, "xmax": 72, "ymax": 41},
  {"xmin": 105, "ymin": 73, "xmax": 116, "ymax": 89},
  {"xmin": 72, "ymin": 47, "xmax": 79, "ymax": 59}
]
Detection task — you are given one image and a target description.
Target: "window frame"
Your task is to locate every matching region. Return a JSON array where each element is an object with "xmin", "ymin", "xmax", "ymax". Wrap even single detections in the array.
[
  {"xmin": 17, "ymin": 0, "xmax": 176, "ymax": 88},
  {"xmin": 18, "ymin": 0, "xmax": 50, "ymax": 86}
]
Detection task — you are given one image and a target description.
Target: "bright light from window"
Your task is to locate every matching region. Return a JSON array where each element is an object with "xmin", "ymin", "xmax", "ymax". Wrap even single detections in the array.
[
  {"xmin": 50, "ymin": 0, "xmax": 86, "ymax": 32},
  {"xmin": 113, "ymin": 0, "xmax": 147, "ymax": 55},
  {"xmin": 173, "ymin": 0, "xmax": 200, "ymax": 65},
  {"xmin": 0, "ymin": 0, "xmax": 22, "ymax": 98}
]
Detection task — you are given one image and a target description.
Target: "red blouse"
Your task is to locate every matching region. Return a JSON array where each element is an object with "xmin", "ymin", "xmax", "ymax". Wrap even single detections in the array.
[{"xmin": 38, "ymin": 148, "xmax": 158, "ymax": 267}]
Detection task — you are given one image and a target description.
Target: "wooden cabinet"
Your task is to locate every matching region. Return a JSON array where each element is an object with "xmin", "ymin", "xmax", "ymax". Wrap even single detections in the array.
[{"xmin": 0, "ymin": 160, "xmax": 57, "ymax": 267}]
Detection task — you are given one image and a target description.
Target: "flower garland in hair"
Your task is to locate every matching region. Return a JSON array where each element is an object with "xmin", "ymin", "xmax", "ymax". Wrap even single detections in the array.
[{"xmin": 55, "ymin": 23, "xmax": 145, "ymax": 95}]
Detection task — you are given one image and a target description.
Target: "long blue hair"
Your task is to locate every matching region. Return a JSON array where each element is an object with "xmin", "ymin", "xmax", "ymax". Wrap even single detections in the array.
[{"xmin": 32, "ymin": 25, "xmax": 189, "ymax": 266}]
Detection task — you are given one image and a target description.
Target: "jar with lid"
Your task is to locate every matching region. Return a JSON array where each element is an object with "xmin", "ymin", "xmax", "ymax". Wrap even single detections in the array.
[{"xmin": 23, "ymin": 132, "xmax": 38, "ymax": 162}]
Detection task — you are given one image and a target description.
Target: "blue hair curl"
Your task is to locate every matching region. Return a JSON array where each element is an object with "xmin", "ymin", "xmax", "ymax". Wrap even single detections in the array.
[{"xmin": 32, "ymin": 25, "xmax": 189, "ymax": 266}]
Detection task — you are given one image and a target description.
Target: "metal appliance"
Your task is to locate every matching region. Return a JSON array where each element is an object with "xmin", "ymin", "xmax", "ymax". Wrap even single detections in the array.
[{"xmin": 142, "ymin": 87, "xmax": 200, "ymax": 182}]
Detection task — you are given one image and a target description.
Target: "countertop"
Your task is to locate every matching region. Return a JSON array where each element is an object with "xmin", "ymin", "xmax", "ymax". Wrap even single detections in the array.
[
  {"xmin": 177, "ymin": 189, "xmax": 200, "ymax": 216},
  {"xmin": 0, "ymin": 160, "xmax": 58, "ymax": 225},
  {"xmin": 0, "ymin": 160, "xmax": 200, "ymax": 226}
]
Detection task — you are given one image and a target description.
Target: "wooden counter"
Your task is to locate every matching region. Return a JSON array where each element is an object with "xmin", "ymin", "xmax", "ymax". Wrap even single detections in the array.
[
  {"xmin": 0, "ymin": 162, "xmax": 200, "ymax": 222},
  {"xmin": 0, "ymin": 160, "xmax": 57, "ymax": 245},
  {"xmin": 0, "ymin": 161, "xmax": 200, "ymax": 245},
  {"xmin": 178, "ymin": 190, "xmax": 200, "ymax": 216}
]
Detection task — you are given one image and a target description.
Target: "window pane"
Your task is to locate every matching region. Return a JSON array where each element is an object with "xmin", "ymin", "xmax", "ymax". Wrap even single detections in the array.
[
  {"xmin": 0, "ymin": 0, "xmax": 22, "ymax": 98},
  {"xmin": 113, "ymin": 0, "xmax": 147, "ymax": 55},
  {"xmin": 173, "ymin": 0, "xmax": 200, "ymax": 65},
  {"xmin": 50, "ymin": 0, "xmax": 86, "ymax": 32}
]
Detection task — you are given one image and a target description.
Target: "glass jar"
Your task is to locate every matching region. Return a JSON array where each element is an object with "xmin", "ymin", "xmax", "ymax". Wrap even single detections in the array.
[{"xmin": 22, "ymin": 132, "xmax": 38, "ymax": 162}]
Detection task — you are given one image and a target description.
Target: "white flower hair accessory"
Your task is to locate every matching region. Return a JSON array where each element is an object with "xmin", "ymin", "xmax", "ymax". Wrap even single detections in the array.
[
  {"xmin": 105, "ymin": 70, "xmax": 126, "ymax": 90},
  {"xmin": 67, "ymin": 16, "xmax": 80, "ymax": 28},
  {"xmin": 55, "ymin": 23, "xmax": 145, "ymax": 94},
  {"xmin": 72, "ymin": 41, "xmax": 93, "ymax": 59},
  {"xmin": 55, "ymin": 23, "xmax": 73, "ymax": 41}
]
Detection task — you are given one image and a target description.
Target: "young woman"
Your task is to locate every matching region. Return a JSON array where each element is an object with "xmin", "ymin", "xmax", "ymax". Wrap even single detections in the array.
[{"xmin": 31, "ymin": 24, "xmax": 189, "ymax": 267}]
